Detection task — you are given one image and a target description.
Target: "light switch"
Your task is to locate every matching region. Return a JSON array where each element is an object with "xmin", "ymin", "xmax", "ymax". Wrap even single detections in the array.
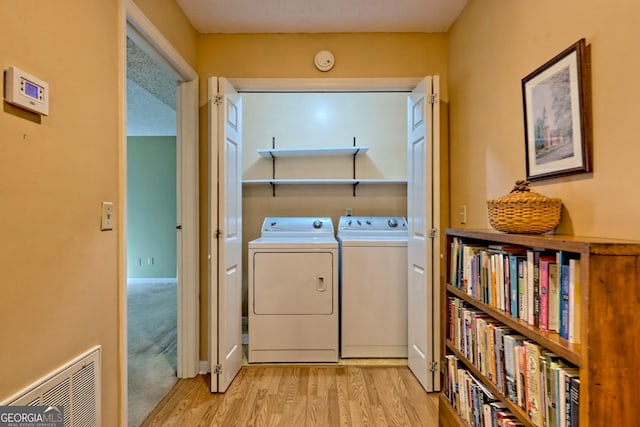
[
  {"xmin": 101, "ymin": 202, "xmax": 114, "ymax": 231},
  {"xmin": 459, "ymin": 205, "xmax": 467, "ymax": 224}
]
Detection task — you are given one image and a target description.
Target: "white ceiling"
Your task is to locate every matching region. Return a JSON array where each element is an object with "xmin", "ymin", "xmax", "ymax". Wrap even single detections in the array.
[{"xmin": 177, "ymin": 0, "xmax": 467, "ymax": 34}]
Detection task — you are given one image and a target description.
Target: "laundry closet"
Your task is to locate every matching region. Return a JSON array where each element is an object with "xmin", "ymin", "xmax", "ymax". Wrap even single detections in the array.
[
  {"xmin": 209, "ymin": 77, "xmax": 442, "ymax": 394},
  {"xmin": 241, "ymin": 91, "xmax": 409, "ymax": 313},
  {"xmin": 241, "ymin": 91, "xmax": 408, "ymax": 365}
]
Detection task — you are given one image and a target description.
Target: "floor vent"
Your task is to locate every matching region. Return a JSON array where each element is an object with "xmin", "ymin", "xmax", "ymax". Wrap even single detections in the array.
[{"xmin": 3, "ymin": 346, "xmax": 101, "ymax": 427}]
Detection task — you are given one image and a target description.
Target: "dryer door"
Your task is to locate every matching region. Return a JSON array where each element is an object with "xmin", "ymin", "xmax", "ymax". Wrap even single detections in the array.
[{"xmin": 253, "ymin": 252, "xmax": 334, "ymax": 315}]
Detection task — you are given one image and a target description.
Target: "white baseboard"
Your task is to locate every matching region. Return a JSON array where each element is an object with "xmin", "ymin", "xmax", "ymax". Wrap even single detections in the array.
[
  {"xmin": 127, "ymin": 277, "xmax": 177, "ymax": 285},
  {"xmin": 199, "ymin": 360, "xmax": 209, "ymax": 375}
]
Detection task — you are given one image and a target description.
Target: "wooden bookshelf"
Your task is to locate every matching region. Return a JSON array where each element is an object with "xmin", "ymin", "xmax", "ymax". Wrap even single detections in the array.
[{"xmin": 439, "ymin": 228, "xmax": 640, "ymax": 427}]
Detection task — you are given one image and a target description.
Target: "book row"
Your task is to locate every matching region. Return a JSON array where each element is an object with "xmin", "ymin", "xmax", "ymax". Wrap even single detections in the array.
[
  {"xmin": 446, "ymin": 296, "xmax": 580, "ymax": 427},
  {"xmin": 449, "ymin": 238, "xmax": 582, "ymax": 343},
  {"xmin": 443, "ymin": 357, "xmax": 524, "ymax": 427}
]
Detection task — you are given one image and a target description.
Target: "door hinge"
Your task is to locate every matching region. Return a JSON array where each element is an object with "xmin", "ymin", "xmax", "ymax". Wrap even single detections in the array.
[
  {"xmin": 213, "ymin": 94, "xmax": 223, "ymax": 105},
  {"xmin": 214, "ymin": 364, "xmax": 222, "ymax": 375},
  {"xmin": 430, "ymin": 361, "xmax": 439, "ymax": 373},
  {"xmin": 215, "ymin": 229, "xmax": 222, "ymax": 239},
  {"xmin": 429, "ymin": 93, "xmax": 438, "ymax": 104},
  {"xmin": 429, "ymin": 228, "xmax": 438, "ymax": 239}
]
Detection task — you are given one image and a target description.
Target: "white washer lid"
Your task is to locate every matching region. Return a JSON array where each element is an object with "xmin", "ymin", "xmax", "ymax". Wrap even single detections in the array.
[{"xmin": 260, "ymin": 217, "xmax": 334, "ymax": 238}]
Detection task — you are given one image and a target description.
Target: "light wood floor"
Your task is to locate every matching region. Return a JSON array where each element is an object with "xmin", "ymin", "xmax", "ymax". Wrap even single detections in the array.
[{"xmin": 141, "ymin": 365, "xmax": 439, "ymax": 426}]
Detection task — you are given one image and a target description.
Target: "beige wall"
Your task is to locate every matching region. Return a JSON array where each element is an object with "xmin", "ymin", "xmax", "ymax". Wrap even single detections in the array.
[
  {"xmin": 197, "ymin": 33, "xmax": 449, "ymax": 100},
  {"xmin": 197, "ymin": 33, "xmax": 448, "ymax": 359},
  {"xmin": 0, "ymin": 0, "xmax": 120, "ymax": 423},
  {"xmin": 0, "ymin": 1, "xmax": 196, "ymax": 424},
  {"xmin": 133, "ymin": 0, "xmax": 198, "ymax": 68},
  {"xmin": 447, "ymin": 0, "xmax": 640, "ymax": 239}
]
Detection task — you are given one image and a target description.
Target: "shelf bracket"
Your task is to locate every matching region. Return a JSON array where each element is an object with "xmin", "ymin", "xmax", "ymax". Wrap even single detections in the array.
[
  {"xmin": 352, "ymin": 137, "xmax": 358, "ymax": 197},
  {"xmin": 271, "ymin": 137, "xmax": 276, "ymax": 197}
]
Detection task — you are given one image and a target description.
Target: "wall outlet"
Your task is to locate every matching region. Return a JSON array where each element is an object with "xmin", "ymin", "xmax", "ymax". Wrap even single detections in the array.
[
  {"xmin": 148, "ymin": 256, "xmax": 155, "ymax": 266},
  {"xmin": 459, "ymin": 205, "xmax": 467, "ymax": 224},
  {"xmin": 345, "ymin": 207, "xmax": 353, "ymax": 216}
]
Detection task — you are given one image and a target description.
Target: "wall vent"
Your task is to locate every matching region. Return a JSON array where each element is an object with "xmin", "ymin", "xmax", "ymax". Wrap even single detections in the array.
[{"xmin": 2, "ymin": 346, "xmax": 101, "ymax": 427}]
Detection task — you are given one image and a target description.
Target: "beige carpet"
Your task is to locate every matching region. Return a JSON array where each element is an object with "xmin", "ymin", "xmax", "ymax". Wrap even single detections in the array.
[{"xmin": 127, "ymin": 280, "xmax": 178, "ymax": 427}]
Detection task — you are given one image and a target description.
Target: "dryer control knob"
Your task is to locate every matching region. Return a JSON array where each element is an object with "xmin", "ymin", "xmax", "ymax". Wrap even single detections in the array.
[
  {"xmin": 313, "ymin": 219, "xmax": 323, "ymax": 229},
  {"xmin": 388, "ymin": 218, "xmax": 399, "ymax": 228}
]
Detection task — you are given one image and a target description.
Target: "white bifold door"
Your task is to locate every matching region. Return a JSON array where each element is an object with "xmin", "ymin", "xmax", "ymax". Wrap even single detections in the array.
[
  {"xmin": 407, "ymin": 76, "xmax": 441, "ymax": 393},
  {"xmin": 208, "ymin": 77, "xmax": 243, "ymax": 392}
]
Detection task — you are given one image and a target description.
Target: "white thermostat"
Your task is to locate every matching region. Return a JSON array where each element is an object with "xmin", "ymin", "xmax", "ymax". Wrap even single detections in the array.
[{"xmin": 4, "ymin": 66, "xmax": 49, "ymax": 115}]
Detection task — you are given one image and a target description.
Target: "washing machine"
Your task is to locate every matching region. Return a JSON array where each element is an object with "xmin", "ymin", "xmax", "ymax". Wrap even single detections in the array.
[
  {"xmin": 248, "ymin": 217, "xmax": 339, "ymax": 363},
  {"xmin": 338, "ymin": 216, "xmax": 408, "ymax": 358}
]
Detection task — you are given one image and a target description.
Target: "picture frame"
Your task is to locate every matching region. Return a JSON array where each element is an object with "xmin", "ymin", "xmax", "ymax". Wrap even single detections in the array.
[{"xmin": 522, "ymin": 39, "xmax": 591, "ymax": 181}]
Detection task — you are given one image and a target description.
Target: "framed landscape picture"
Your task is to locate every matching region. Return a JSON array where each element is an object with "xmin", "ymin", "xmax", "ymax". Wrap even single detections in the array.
[{"xmin": 522, "ymin": 39, "xmax": 592, "ymax": 181}]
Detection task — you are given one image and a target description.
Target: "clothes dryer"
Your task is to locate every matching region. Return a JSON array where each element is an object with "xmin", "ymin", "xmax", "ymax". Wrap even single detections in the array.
[
  {"xmin": 338, "ymin": 216, "xmax": 408, "ymax": 358},
  {"xmin": 248, "ymin": 217, "xmax": 339, "ymax": 363}
]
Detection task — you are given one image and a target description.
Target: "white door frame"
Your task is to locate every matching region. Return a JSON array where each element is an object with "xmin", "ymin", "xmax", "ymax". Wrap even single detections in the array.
[
  {"xmin": 217, "ymin": 77, "xmax": 440, "ymax": 387},
  {"xmin": 229, "ymin": 77, "xmax": 422, "ymax": 92},
  {"xmin": 120, "ymin": 0, "xmax": 199, "ymax": 423}
]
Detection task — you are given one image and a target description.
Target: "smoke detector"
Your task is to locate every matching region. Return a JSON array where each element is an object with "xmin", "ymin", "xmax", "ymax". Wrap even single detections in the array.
[{"xmin": 314, "ymin": 50, "xmax": 335, "ymax": 72}]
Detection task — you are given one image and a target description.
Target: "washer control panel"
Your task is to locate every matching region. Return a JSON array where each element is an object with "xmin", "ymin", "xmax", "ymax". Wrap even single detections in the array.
[{"xmin": 338, "ymin": 216, "xmax": 407, "ymax": 237}]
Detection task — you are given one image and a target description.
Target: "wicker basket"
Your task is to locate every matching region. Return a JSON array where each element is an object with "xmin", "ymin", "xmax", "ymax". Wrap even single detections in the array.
[{"xmin": 487, "ymin": 180, "xmax": 562, "ymax": 234}]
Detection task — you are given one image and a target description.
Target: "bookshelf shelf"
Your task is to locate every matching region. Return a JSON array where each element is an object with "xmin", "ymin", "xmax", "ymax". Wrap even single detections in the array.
[
  {"xmin": 439, "ymin": 228, "xmax": 640, "ymax": 427},
  {"xmin": 446, "ymin": 285, "xmax": 581, "ymax": 366}
]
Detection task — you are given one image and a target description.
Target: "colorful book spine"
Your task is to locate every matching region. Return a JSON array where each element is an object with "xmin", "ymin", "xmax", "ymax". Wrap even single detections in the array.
[
  {"xmin": 494, "ymin": 326, "xmax": 511, "ymax": 394},
  {"xmin": 516, "ymin": 344, "xmax": 527, "ymax": 410},
  {"xmin": 568, "ymin": 259, "xmax": 581, "ymax": 343},
  {"xmin": 569, "ymin": 377, "xmax": 580, "ymax": 427},
  {"xmin": 518, "ymin": 258, "xmax": 527, "ymax": 321},
  {"xmin": 509, "ymin": 254, "xmax": 520, "ymax": 317},
  {"xmin": 564, "ymin": 369, "xmax": 580, "ymax": 427},
  {"xmin": 559, "ymin": 262, "xmax": 571, "ymax": 341},
  {"xmin": 557, "ymin": 366, "xmax": 579, "ymax": 427},
  {"xmin": 450, "ymin": 238, "xmax": 460, "ymax": 287},
  {"xmin": 503, "ymin": 255, "xmax": 510, "ymax": 314},
  {"xmin": 538, "ymin": 256, "xmax": 555, "ymax": 332},
  {"xmin": 548, "ymin": 262, "xmax": 560, "ymax": 332},
  {"xmin": 533, "ymin": 251, "xmax": 541, "ymax": 328},
  {"xmin": 543, "ymin": 352, "xmax": 562, "ymax": 427},
  {"xmin": 503, "ymin": 334, "xmax": 525, "ymax": 403},
  {"xmin": 524, "ymin": 341, "xmax": 543, "ymax": 427},
  {"xmin": 526, "ymin": 251, "xmax": 535, "ymax": 326}
]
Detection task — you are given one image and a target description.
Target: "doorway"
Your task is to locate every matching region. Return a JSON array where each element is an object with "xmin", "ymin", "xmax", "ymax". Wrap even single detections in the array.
[
  {"xmin": 209, "ymin": 77, "xmax": 442, "ymax": 394},
  {"xmin": 126, "ymin": 35, "xmax": 178, "ymax": 426},
  {"xmin": 122, "ymin": 2, "xmax": 200, "ymax": 425}
]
